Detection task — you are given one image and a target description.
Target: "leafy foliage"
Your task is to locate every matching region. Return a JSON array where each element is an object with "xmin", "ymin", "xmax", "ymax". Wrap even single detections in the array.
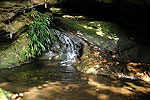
[
  {"xmin": 0, "ymin": 88, "xmax": 12, "ymax": 100},
  {"xmin": 26, "ymin": 9, "xmax": 55, "ymax": 58}
]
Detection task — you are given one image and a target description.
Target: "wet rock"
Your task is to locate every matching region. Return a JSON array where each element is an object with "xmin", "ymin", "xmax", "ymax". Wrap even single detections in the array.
[
  {"xmin": 31, "ymin": 0, "xmax": 58, "ymax": 5},
  {"xmin": 54, "ymin": 17, "xmax": 150, "ymax": 63},
  {"xmin": 1, "ymin": 15, "xmax": 27, "ymax": 36},
  {"xmin": 0, "ymin": 9, "xmax": 30, "ymax": 67},
  {"xmin": 0, "ymin": 34, "xmax": 29, "ymax": 68},
  {"xmin": 0, "ymin": 0, "xmax": 57, "ymax": 68},
  {"xmin": 0, "ymin": 12, "xmax": 16, "ymax": 22},
  {"xmin": 61, "ymin": 0, "xmax": 116, "ymax": 4},
  {"xmin": 0, "ymin": 0, "xmax": 23, "ymax": 8},
  {"xmin": 0, "ymin": 0, "xmax": 31, "ymax": 22}
]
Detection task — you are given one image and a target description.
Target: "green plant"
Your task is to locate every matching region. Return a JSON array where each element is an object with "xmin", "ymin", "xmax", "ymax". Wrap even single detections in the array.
[{"xmin": 26, "ymin": 9, "xmax": 55, "ymax": 58}]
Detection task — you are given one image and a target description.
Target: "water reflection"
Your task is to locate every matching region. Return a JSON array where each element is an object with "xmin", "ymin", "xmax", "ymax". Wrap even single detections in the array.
[{"xmin": 0, "ymin": 59, "xmax": 80, "ymax": 86}]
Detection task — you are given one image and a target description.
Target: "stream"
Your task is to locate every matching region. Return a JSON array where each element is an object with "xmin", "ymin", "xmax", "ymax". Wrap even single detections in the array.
[{"xmin": 0, "ymin": 30, "xmax": 150, "ymax": 100}]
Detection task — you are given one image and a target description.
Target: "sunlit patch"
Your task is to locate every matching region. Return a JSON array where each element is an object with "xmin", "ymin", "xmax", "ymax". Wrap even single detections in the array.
[
  {"xmin": 126, "ymin": 62, "xmax": 150, "ymax": 82},
  {"xmin": 50, "ymin": 7, "xmax": 62, "ymax": 14},
  {"xmin": 113, "ymin": 37, "xmax": 119, "ymax": 43},
  {"xmin": 86, "ymin": 67, "xmax": 98, "ymax": 74},
  {"xmin": 83, "ymin": 25, "xmax": 93, "ymax": 29},
  {"xmin": 86, "ymin": 89, "xmax": 97, "ymax": 96},
  {"xmin": 83, "ymin": 25, "xmax": 88, "ymax": 29},
  {"xmin": 141, "ymin": 76, "xmax": 150, "ymax": 82},
  {"xmin": 87, "ymin": 27, "xmax": 93, "ymax": 29},
  {"xmin": 88, "ymin": 78, "xmax": 134, "ymax": 95},
  {"xmin": 89, "ymin": 22, "xmax": 95, "ymax": 24},
  {"xmin": 62, "ymin": 15, "xmax": 85, "ymax": 19},
  {"xmin": 95, "ymin": 64, "xmax": 100, "ymax": 68},
  {"xmin": 96, "ymin": 31, "xmax": 104, "ymax": 37},
  {"xmin": 98, "ymin": 94, "xmax": 109, "ymax": 100},
  {"xmin": 95, "ymin": 28, "xmax": 119, "ymax": 42}
]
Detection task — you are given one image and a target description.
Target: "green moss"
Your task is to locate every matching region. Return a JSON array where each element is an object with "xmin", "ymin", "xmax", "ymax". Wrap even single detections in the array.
[
  {"xmin": 54, "ymin": 17, "xmax": 128, "ymax": 40},
  {"xmin": 0, "ymin": 88, "xmax": 12, "ymax": 100},
  {"xmin": 54, "ymin": 17, "xmax": 133, "ymax": 51},
  {"xmin": 0, "ymin": 34, "xmax": 29, "ymax": 67}
]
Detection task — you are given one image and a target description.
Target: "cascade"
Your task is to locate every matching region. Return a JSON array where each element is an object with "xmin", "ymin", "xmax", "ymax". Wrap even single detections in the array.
[
  {"xmin": 42, "ymin": 30, "xmax": 80, "ymax": 67},
  {"xmin": 58, "ymin": 33, "xmax": 78, "ymax": 66}
]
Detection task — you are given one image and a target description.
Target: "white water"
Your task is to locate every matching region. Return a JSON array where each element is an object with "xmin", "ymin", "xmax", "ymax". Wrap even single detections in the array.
[{"xmin": 59, "ymin": 34, "xmax": 78, "ymax": 66}]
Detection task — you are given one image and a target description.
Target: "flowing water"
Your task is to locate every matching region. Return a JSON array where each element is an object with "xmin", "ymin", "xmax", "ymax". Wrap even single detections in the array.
[
  {"xmin": 0, "ymin": 31, "xmax": 150, "ymax": 100},
  {"xmin": 0, "ymin": 31, "xmax": 82, "ymax": 84}
]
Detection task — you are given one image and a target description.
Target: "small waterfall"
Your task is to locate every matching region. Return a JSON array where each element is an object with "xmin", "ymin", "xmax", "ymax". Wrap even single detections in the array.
[
  {"xmin": 53, "ymin": 31, "xmax": 80, "ymax": 82},
  {"xmin": 58, "ymin": 34, "xmax": 78, "ymax": 66},
  {"xmin": 38, "ymin": 30, "xmax": 81, "ymax": 82},
  {"xmin": 41, "ymin": 30, "xmax": 80, "ymax": 67}
]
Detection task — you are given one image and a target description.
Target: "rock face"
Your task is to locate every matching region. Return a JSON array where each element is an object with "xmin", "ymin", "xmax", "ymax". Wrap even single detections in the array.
[
  {"xmin": 0, "ymin": 0, "xmax": 62, "ymax": 35},
  {"xmin": 0, "ymin": 0, "xmax": 60, "ymax": 67},
  {"xmin": 0, "ymin": 1, "xmax": 37, "ymax": 67},
  {"xmin": 0, "ymin": 0, "xmax": 149, "ymax": 67},
  {"xmin": 54, "ymin": 17, "xmax": 150, "ymax": 63},
  {"xmin": 0, "ymin": 0, "xmax": 31, "ymax": 67},
  {"xmin": 0, "ymin": 34, "xmax": 29, "ymax": 68},
  {"xmin": 31, "ymin": 0, "xmax": 60, "ymax": 5},
  {"xmin": 58, "ymin": 0, "xmax": 149, "ymax": 43}
]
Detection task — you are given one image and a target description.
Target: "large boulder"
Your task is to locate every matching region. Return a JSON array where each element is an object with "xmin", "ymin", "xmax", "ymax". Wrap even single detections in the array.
[
  {"xmin": 31, "ymin": 0, "xmax": 58, "ymax": 5},
  {"xmin": 0, "ymin": 33, "xmax": 29, "ymax": 68},
  {"xmin": 57, "ymin": 0, "xmax": 149, "ymax": 44},
  {"xmin": 54, "ymin": 17, "xmax": 150, "ymax": 63},
  {"xmin": 0, "ymin": 2, "xmax": 32, "ymax": 67},
  {"xmin": 0, "ymin": 7, "xmax": 30, "ymax": 68},
  {"xmin": 0, "ymin": 0, "xmax": 56, "ymax": 68}
]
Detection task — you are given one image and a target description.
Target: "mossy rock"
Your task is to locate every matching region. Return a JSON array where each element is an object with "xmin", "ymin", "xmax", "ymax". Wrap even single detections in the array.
[
  {"xmin": 0, "ymin": 34, "xmax": 29, "ymax": 68},
  {"xmin": 0, "ymin": 10, "xmax": 54, "ymax": 68},
  {"xmin": 54, "ymin": 16, "xmax": 150, "ymax": 63},
  {"xmin": 0, "ymin": 13, "xmax": 30, "ymax": 68},
  {"xmin": 54, "ymin": 17, "xmax": 134, "ymax": 51}
]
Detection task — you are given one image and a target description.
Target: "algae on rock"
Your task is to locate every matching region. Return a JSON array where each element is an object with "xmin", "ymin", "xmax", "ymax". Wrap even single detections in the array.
[
  {"xmin": 54, "ymin": 17, "xmax": 133, "ymax": 51},
  {"xmin": 0, "ymin": 10, "xmax": 31, "ymax": 68},
  {"xmin": 0, "ymin": 8, "xmax": 54, "ymax": 67},
  {"xmin": 0, "ymin": 34, "xmax": 29, "ymax": 68},
  {"xmin": 54, "ymin": 16, "xmax": 150, "ymax": 63}
]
